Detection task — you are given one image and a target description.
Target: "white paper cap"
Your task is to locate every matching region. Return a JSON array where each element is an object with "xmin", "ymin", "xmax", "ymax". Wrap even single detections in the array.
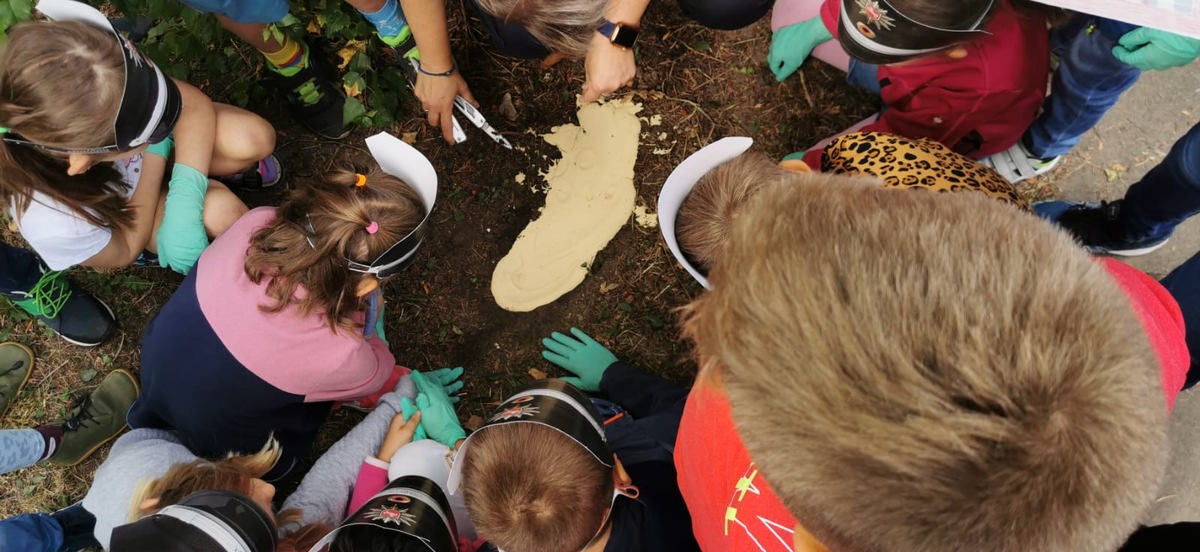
[
  {"xmin": 37, "ymin": 0, "xmax": 112, "ymax": 28},
  {"xmin": 366, "ymin": 132, "xmax": 438, "ymax": 212},
  {"xmin": 657, "ymin": 137, "xmax": 754, "ymax": 290}
]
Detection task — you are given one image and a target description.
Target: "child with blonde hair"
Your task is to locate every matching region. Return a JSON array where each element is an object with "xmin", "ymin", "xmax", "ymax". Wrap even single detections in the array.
[
  {"xmin": 675, "ymin": 176, "xmax": 1189, "ymax": 551},
  {"xmin": 130, "ymin": 133, "xmax": 443, "ymax": 479}
]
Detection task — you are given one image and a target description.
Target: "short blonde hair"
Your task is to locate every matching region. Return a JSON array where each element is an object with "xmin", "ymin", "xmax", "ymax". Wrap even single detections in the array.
[
  {"xmin": 475, "ymin": 0, "xmax": 605, "ymax": 57},
  {"xmin": 459, "ymin": 424, "xmax": 611, "ymax": 552},
  {"xmin": 682, "ymin": 181, "xmax": 1169, "ymax": 552}
]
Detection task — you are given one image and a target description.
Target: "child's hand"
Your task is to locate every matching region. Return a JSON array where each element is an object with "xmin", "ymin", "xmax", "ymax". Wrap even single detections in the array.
[
  {"xmin": 768, "ymin": 17, "xmax": 835, "ymax": 82},
  {"xmin": 1112, "ymin": 27, "xmax": 1200, "ymax": 71},
  {"xmin": 378, "ymin": 409, "xmax": 422, "ymax": 462},
  {"xmin": 540, "ymin": 328, "xmax": 617, "ymax": 392},
  {"xmin": 410, "ymin": 371, "xmax": 467, "ymax": 448},
  {"xmin": 399, "ymin": 396, "xmax": 427, "ymax": 442}
]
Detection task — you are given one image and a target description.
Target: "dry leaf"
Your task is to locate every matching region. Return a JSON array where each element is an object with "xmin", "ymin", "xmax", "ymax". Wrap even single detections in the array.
[
  {"xmin": 343, "ymin": 81, "xmax": 362, "ymax": 98},
  {"xmin": 306, "ymin": 19, "xmax": 322, "ymax": 35},
  {"xmin": 599, "ymin": 282, "xmax": 620, "ymax": 294},
  {"xmin": 337, "ymin": 39, "xmax": 369, "ymax": 70},
  {"xmin": 402, "ymin": 131, "xmax": 419, "ymax": 145},
  {"xmin": 464, "ymin": 415, "xmax": 484, "ymax": 431},
  {"xmin": 499, "ymin": 93, "xmax": 518, "ymax": 122},
  {"xmin": 528, "ymin": 368, "xmax": 548, "ymax": 380},
  {"xmin": 1104, "ymin": 168, "xmax": 1119, "ymax": 182}
]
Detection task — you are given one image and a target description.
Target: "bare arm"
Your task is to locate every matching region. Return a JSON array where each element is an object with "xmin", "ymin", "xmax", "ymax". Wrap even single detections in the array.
[
  {"xmin": 399, "ymin": 0, "xmax": 478, "ymax": 144},
  {"xmin": 580, "ymin": 0, "xmax": 652, "ymax": 103},
  {"xmin": 79, "ymin": 153, "xmax": 167, "ymax": 268}
]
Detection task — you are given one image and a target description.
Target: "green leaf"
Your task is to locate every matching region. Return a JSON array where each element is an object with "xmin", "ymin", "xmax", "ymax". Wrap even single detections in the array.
[
  {"xmin": 735, "ymin": 66, "xmax": 755, "ymax": 75},
  {"xmin": 617, "ymin": 302, "xmax": 632, "ymax": 313},
  {"xmin": 80, "ymin": 368, "xmax": 98, "ymax": 383},
  {"xmin": 343, "ymin": 96, "xmax": 367, "ymax": 125},
  {"xmin": 691, "ymin": 39, "xmax": 711, "ymax": 52},
  {"xmin": 279, "ymin": 14, "xmax": 301, "ymax": 26}
]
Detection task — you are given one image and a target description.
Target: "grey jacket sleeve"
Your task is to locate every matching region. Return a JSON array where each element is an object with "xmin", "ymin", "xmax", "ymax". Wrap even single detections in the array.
[{"xmin": 279, "ymin": 378, "xmax": 416, "ymax": 531}]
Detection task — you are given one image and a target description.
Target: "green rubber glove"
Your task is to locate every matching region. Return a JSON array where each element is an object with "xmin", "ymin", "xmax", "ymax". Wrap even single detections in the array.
[
  {"xmin": 540, "ymin": 327, "xmax": 618, "ymax": 392},
  {"xmin": 768, "ymin": 17, "xmax": 834, "ymax": 82},
  {"xmin": 421, "ymin": 367, "xmax": 464, "ymax": 403},
  {"xmin": 1113, "ymin": 27, "xmax": 1200, "ymax": 70},
  {"xmin": 411, "ymin": 371, "xmax": 466, "ymax": 447},
  {"xmin": 399, "ymin": 396, "xmax": 427, "ymax": 441},
  {"xmin": 145, "ymin": 135, "xmax": 173, "ymax": 160},
  {"xmin": 156, "ymin": 163, "xmax": 210, "ymax": 274}
]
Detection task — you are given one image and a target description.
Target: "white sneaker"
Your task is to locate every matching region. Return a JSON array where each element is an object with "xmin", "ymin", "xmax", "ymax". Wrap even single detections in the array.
[{"xmin": 980, "ymin": 141, "xmax": 1061, "ymax": 184}]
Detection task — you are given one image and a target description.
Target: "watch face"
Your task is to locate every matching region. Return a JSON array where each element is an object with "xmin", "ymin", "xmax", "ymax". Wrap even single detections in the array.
[{"xmin": 612, "ymin": 25, "xmax": 639, "ymax": 48}]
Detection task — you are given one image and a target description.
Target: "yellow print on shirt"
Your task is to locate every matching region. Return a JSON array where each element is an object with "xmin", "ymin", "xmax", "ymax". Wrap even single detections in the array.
[{"xmin": 723, "ymin": 463, "xmax": 796, "ymax": 551}]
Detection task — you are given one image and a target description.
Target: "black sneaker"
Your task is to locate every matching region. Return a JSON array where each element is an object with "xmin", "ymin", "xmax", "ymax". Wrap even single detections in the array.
[
  {"xmin": 264, "ymin": 48, "xmax": 350, "ymax": 140},
  {"xmin": 1, "ymin": 268, "xmax": 116, "ymax": 347},
  {"xmin": 217, "ymin": 154, "xmax": 285, "ymax": 192},
  {"xmin": 1036, "ymin": 200, "xmax": 1170, "ymax": 256}
]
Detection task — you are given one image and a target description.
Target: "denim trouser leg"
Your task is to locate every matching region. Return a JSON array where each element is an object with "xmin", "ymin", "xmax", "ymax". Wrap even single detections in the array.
[
  {"xmin": 0, "ymin": 429, "xmax": 46, "ymax": 475},
  {"xmin": 1118, "ymin": 121, "xmax": 1200, "ymax": 241},
  {"xmin": 1158, "ymin": 247, "xmax": 1200, "ymax": 389},
  {"xmin": 0, "ymin": 504, "xmax": 95, "ymax": 552},
  {"xmin": 0, "ymin": 242, "xmax": 44, "ymax": 295},
  {"xmin": 1023, "ymin": 16, "xmax": 1141, "ymax": 158}
]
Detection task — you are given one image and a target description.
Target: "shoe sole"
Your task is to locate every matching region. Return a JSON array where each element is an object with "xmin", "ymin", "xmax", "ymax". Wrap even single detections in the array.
[
  {"xmin": 1092, "ymin": 238, "xmax": 1170, "ymax": 257},
  {"xmin": 57, "ymin": 298, "xmax": 116, "ymax": 348},
  {"xmin": 48, "ymin": 369, "xmax": 140, "ymax": 467},
  {"xmin": 0, "ymin": 342, "xmax": 35, "ymax": 419}
]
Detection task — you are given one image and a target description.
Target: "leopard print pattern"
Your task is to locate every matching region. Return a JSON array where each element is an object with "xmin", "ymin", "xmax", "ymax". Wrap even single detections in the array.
[{"xmin": 821, "ymin": 132, "xmax": 1031, "ymax": 212}]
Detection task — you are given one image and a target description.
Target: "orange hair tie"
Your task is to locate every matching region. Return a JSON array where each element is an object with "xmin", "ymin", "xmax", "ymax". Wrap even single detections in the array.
[{"xmin": 354, "ymin": 173, "xmax": 368, "ymax": 187}]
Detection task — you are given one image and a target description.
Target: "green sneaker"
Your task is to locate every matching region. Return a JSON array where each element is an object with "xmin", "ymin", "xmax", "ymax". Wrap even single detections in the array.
[
  {"xmin": 0, "ymin": 342, "xmax": 34, "ymax": 419},
  {"xmin": 264, "ymin": 43, "xmax": 350, "ymax": 140},
  {"xmin": 48, "ymin": 369, "xmax": 139, "ymax": 466},
  {"xmin": 2, "ymin": 267, "xmax": 116, "ymax": 347}
]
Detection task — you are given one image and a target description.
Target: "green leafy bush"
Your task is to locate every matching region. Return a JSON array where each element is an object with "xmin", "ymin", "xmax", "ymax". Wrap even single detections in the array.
[{"xmin": 3, "ymin": 0, "xmax": 410, "ymax": 127}]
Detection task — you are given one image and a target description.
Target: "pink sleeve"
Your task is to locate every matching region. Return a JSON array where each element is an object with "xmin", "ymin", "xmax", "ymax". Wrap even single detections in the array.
[
  {"xmin": 307, "ymin": 335, "xmax": 397, "ymax": 402},
  {"xmin": 348, "ymin": 458, "xmax": 391, "ymax": 514}
]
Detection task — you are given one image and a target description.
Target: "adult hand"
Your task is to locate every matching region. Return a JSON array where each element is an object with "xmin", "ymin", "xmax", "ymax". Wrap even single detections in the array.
[
  {"xmin": 156, "ymin": 163, "xmax": 210, "ymax": 274},
  {"xmin": 541, "ymin": 327, "xmax": 618, "ymax": 392},
  {"xmin": 414, "ymin": 70, "xmax": 477, "ymax": 145},
  {"xmin": 581, "ymin": 34, "xmax": 636, "ymax": 104},
  {"xmin": 377, "ymin": 408, "xmax": 422, "ymax": 461},
  {"xmin": 1113, "ymin": 27, "xmax": 1200, "ymax": 71},
  {"xmin": 399, "ymin": 396, "xmax": 428, "ymax": 442},
  {"xmin": 410, "ymin": 371, "xmax": 467, "ymax": 447},
  {"xmin": 768, "ymin": 17, "xmax": 835, "ymax": 82}
]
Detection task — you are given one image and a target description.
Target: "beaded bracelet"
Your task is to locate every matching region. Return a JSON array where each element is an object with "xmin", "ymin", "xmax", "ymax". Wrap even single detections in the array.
[{"xmin": 417, "ymin": 62, "xmax": 456, "ymax": 77}]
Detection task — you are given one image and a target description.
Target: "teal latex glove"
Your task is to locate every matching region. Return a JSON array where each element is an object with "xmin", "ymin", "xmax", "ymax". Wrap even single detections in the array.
[
  {"xmin": 420, "ymin": 367, "xmax": 465, "ymax": 403},
  {"xmin": 156, "ymin": 163, "xmax": 210, "ymax": 274},
  {"xmin": 540, "ymin": 327, "xmax": 618, "ymax": 392},
  {"xmin": 1113, "ymin": 27, "xmax": 1200, "ymax": 70},
  {"xmin": 411, "ymin": 371, "xmax": 466, "ymax": 447},
  {"xmin": 768, "ymin": 17, "xmax": 834, "ymax": 82},
  {"xmin": 374, "ymin": 304, "xmax": 387, "ymax": 345},
  {"xmin": 399, "ymin": 396, "xmax": 428, "ymax": 442},
  {"xmin": 145, "ymin": 135, "xmax": 174, "ymax": 159},
  {"xmin": 782, "ymin": 150, "xmax": 807, "ymax": 162}
]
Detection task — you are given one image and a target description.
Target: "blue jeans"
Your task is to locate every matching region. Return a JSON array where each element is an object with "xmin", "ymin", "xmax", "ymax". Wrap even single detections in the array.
[
  {"xmin": 1118, "ymin": 121, "xmax": 1200, "ymax": 241},
  {"xmin": 1159, "ymin": 246, "xmax": 1200, "ymax": 389},
  {"xmin": 1024, "ymin": 16, "xmax": 1141, "ymax": 158},
  {"xmin": 0, "ymin": 504, "xmax": 98, "ymax": 552},
  {"xmin": 0, "ymin": 429, "xmax": 45, "ymax": 475},
  {"xmin": 847, "ymin": 59, "xmax": 881, "ymax": 95}
]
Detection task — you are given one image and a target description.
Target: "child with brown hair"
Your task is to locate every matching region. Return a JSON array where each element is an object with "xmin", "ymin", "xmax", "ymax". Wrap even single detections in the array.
[
  {"xmin": 675, "ymin": 175, "xmax": 1189, "ymax": 551},
  {"xmin": 1, "ymin": 0, "xmax": 278, "ymax": 278},
  {"xmin": 129, "ymin": 133, "xmax": 440, "ymax": 480},
  {"xmin": 768, "ymin": 0, "xmax": 1051, "ymax": 166},
  {"xmin": 662, "ymin": 134, "xmax": 1028, "ymax": 286},
  {"xmin": 450, "ymin": 339, "xmax": 699, "ymax": 552}
]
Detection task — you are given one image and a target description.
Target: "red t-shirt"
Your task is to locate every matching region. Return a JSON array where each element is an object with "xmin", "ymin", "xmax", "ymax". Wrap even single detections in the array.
[
  {"xmin": 676, "ymin": 260, "xmax": 1189, "ymax": 551},
  {"xmin": 818, "ymin": 0, "xmax": 1049, "ymax": 158}
]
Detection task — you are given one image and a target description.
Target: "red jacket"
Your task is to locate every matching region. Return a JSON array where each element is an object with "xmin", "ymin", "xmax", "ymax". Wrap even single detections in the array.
[
  {"xmin": 816, "ymin": 0, "xmax": 1049, "ymax": 160},
  {"xmin": 675, "ymin": 260, "xmax": 1189, "ymax": 551}
]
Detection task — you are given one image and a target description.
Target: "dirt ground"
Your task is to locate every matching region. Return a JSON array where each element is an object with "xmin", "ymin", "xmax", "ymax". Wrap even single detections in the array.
[{"xmin": 0, "ymin": 1, "xmax": 1044, "ymax": 517}]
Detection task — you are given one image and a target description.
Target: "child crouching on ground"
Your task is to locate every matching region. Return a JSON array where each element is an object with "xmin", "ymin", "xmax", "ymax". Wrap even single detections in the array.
[
  {"xmin": 450, "ymin": 339, "xmax": 700, "ymax": 552},
  {"xmin": 130, "ymin": 133, "xmax": 436, "ymax": 479},
  {"xmin": 676, "ymin": 175, "xmax": 1187, "ymax": 551},
  {"xmin": 661, "ymin": 133, "xmax": 1028, "ymax": 284}
]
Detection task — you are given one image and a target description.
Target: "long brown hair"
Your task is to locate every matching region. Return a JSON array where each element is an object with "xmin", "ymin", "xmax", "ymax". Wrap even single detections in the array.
[
  {"xmin": 0, "ymin": 21, "xmax": 133, "ymax": 230},
  {"xmin": 244, "ymin": 167, "xmax": 425, "ymax": 333}
]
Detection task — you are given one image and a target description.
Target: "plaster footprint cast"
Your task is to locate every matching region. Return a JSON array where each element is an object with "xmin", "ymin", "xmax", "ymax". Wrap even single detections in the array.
[{"xmin": 491, "ymin": 98, "xmax": 643, "ymax": 312}]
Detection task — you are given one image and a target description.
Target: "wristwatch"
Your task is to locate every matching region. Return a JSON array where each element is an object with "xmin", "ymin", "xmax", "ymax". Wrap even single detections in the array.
[{"xmin": 597, "ymin": 19, "xmax": 640, "ymax": 49}]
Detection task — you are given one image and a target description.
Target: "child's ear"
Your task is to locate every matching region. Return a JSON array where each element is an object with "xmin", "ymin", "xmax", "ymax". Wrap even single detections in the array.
[
  {"xmin": 793, "ymin": 522, "xmax": 830, "ymax": 552},
  {"xmin": 613, "ymin": 458, "xmax": 632, "ymax": 486},
  {"xmin": 138, "ymin": 498, "xmax": 161, "ymax": 515},
  {"xmin": 778, "ymin": 159, "xmax": 812, "ymax": 174},
  {"xmin": 66, "ymin": 154, "xmax": 95, "ymax": 176},
  {"xmin": 355, "ymin": 276, "xmax": 380, "ymax": 297},
  {"xmin": 944, "ymin": 46, "xmax": 968, "ymax": 60}
]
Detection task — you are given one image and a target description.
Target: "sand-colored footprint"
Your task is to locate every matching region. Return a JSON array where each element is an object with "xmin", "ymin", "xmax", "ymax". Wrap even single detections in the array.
[{"xmin": 492, "ymin": 98, "xmax": 643, "ymax": 312}]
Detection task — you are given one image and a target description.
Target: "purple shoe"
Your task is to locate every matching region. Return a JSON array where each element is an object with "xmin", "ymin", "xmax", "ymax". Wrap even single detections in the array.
[{"xmin": 218, "ymin": 155, "xmax": 284, "ymax": 192}]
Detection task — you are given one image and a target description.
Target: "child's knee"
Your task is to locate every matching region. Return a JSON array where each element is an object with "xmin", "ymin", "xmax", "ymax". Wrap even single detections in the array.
[
  {"xmin": 217, "ymin": 109, "xmax": 277, "ymax": 163},
  {"xmin": 203, "ymin": 181, "xmax": 248, "ymax": 237}
]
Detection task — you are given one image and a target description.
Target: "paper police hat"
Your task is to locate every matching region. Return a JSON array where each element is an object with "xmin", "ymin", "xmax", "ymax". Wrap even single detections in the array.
[
  {"xmin": 110, "ymin": 490, "xmax": 276, "ymax": 552},
  {"xmin": 658, "ymin": 136, "xmax": 754, "ymax": 290},
  {"xmin": 347, "ymin": 132, "xmax": 439, "ymax": 278},
  {"xmin": 837, "ymin": 0, "xmax": 993, "ymax": 65},
  {"xmin": 16, "ymin": 0, "xmax": 182, "ymax": 154},
  {"xmin": 447, "ymin": 379, "xmax": 612, "ymax": 494},
  {"xmin": 308, "ymin": 475, "xmax": 458, "ymax": 552}
]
